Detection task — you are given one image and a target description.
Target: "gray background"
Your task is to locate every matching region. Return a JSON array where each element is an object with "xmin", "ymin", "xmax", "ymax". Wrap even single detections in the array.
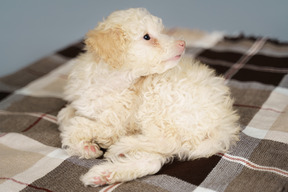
[{"xmin": 1, "ymin": 0, "xmax": 287, "ymax": 77}]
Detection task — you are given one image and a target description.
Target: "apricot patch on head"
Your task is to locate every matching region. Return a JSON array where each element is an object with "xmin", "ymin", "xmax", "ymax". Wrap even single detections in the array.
[
  {"xmin": 151, "ymin": 38, "xmax": 160, "ymax": 47},
  {"xmin": 85, "ymin": 27, "xmax": 129, "ymax": 69}
]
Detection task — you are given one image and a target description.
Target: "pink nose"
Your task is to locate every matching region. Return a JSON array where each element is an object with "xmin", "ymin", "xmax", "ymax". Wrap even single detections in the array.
[{"xmin": 177, "ymin": 40, "xmax": 186, "ymax": 48}]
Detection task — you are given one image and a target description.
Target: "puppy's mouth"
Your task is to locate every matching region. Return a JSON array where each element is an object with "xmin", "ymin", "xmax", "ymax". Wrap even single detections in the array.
[
  {"xmin": 174, "ymin": 54, "xmax": 182, "ymax": 60},
  {"xmin": 164, "ymin": 54, "xmax": 182, "ymax": 62}
]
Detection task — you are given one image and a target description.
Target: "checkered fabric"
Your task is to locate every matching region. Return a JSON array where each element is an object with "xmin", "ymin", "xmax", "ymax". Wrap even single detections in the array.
[{"xmin": 0, "ymin": 29, "xmax": 287, "ymax": 192}]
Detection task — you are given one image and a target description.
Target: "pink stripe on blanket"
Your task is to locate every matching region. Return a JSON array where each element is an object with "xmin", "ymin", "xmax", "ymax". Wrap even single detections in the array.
[
  {"xmin": 22, "ymin": 113, "xmax": 47, "ymax": 132},
  {"xmin": 217, "ymin": 153, "xmax": 288, "ymax": 177},
  {"xmin": 0, "ymin": 110, "xmax": 57, "ymax": 123},
  {"xmin": 224, "ymin": 37, "xmax": 267, "ymax": 80}
]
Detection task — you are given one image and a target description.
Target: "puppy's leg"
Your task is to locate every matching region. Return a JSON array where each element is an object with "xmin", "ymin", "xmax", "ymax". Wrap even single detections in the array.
[
  {"xmin": 186, "ymin": 129, "xmax": 240, "ymax": 160},
  {"xmin": 60, "ymin": 116, "xmax": 102, "ymax": 159},
  {"xmin": 59, "ymin": 114, "xmax": 121, "ymax": 159},
  {"xmin": 81, "ymin": 152, "xmax": 167, "ymax": 186},
  {"xmin": 58, "ymin": 106, "xmax": 101, "ymax": 158},
  {"xmin": 81, "ymin": 135, "xmax": 173, "ymax": 186},
  {"xmin": 104, "ymin": 135, "xmax": 175, "ymax": 160},
  {"xmin": 57, "ymin": 105, "xmax": 76, "ymax": 132}
]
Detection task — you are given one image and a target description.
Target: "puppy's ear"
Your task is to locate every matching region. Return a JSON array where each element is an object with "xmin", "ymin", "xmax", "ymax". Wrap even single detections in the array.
[{"xmin": 85, "ymin": 27, "xmax": 128, "ymax": 69}]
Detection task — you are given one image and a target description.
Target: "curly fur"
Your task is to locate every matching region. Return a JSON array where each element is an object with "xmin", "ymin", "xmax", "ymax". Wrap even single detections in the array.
[{"xmin": 57, "ymin": 8, "xmax": 240, "ymax": 187}]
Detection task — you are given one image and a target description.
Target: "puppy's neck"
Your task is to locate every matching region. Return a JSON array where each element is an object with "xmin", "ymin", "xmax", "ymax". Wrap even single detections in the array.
[{"xmin": 95, "ymin": 60, "xmax": 140, "ymax": 92}]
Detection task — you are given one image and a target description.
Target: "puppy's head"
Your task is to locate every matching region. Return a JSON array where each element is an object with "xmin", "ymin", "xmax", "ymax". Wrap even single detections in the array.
[{"xmin": 85, "ymin": 8, "xmax": 185, "ymax": 75}]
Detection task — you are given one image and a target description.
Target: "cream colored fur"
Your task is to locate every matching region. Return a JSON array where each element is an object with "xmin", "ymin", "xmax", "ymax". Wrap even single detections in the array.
[{"xmin": 57, "ymin": 8, "xmax": 240, "ymax": 187}]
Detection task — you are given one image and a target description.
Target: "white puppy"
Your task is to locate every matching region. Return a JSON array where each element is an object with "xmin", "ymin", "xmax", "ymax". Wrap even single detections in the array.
[{"xmin": 57, "ymin": 8, "xmax": 240, "ymax": 187}]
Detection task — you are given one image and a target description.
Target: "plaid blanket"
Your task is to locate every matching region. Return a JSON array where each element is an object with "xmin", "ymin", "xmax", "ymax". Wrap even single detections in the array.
[{"xmin": 0, "ymin": 29, "xmax": 288, "ymax": 192}]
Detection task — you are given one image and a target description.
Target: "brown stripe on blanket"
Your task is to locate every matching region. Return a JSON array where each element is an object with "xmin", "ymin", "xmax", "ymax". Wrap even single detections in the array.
[
  {"xmin": 209, "ymin": 64, "xmax": 230, "ymax": 76},
  {"xmin": 0, "ymin": 92, "xmax": 10, "ymax": 101},
  {"xmin": 198, "ymin": 50, "xmax": 242, "ymax": 64},
  {"xmin": 157, "ymin": 155, "xmax": 221, "ymax": 185},
  {"xmin": 197, "ymin": 54, "xmax": 288, "ymax": 85},
  {"xmin": 249, "ymin": 55, "xmax": 288, "ymax": 69},
  {"xmin": 196, "ymin": 50, "xmax": 240, "ymax": 76},
  {"xmin": 196, "ymin": 35, "xmax": 288, "ymax": 85},
  {"xmin": 2, "ymin": 95, "xmax": 66, "ymax": 115},
  {"xmin": 232, "ymin": 68, "xmax": 286, "ymax": 86},
  {"xmin": 57, "ymin": 41, "xmax": 84, "ymax": 58}
]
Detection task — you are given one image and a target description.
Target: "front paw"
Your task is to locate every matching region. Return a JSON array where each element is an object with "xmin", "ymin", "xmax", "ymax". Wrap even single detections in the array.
[
  {"xmin": 64, "ymin": 141, "xmax": 103, "ymax": 159},
  {"xmin": 81, "ymin": 165, "xmax": 116, "ymax": 187}
]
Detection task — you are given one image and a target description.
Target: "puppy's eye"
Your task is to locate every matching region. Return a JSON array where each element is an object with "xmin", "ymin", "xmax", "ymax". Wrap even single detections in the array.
[{"xmin": 143, "ymin": 34, "xmax": 150, "ymax": 40}]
